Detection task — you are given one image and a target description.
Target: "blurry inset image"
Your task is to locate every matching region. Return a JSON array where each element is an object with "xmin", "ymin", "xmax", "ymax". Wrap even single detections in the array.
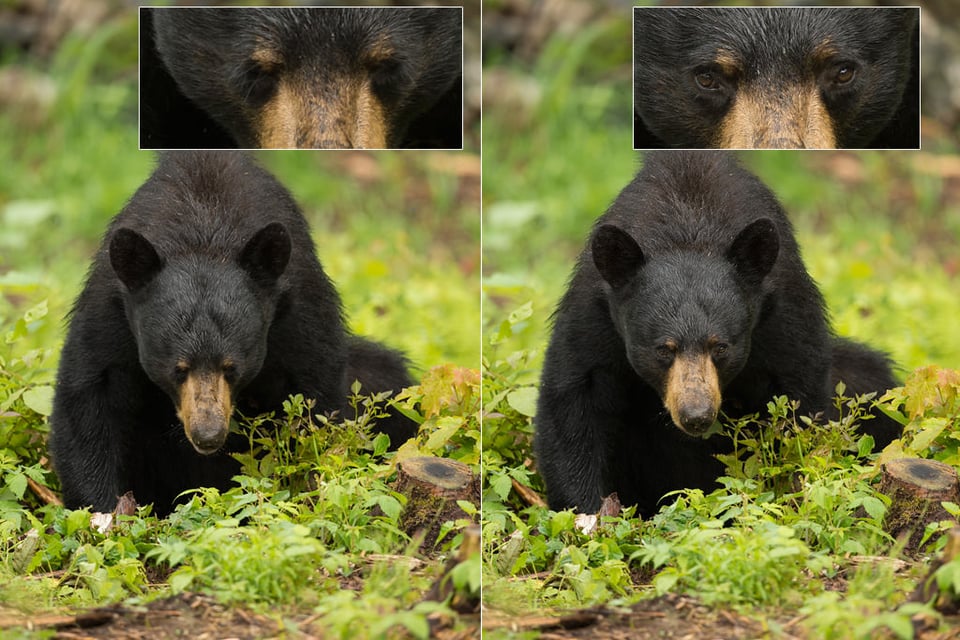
[
  {"xmin": 633, "ymin": 6, "xmax": 919, "ymax": 150},
  {"xmin": 140, "ymin": 6, "xmax": 463, "ymax": 150}
]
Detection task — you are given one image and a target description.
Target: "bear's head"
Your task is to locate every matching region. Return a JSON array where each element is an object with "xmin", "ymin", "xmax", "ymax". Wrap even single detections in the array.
[
  {"xmin": 591, "ymin": 218, "xmax": 779, "ymax": 437},
  {"xmin": 109, "ymin": 222, "xmax": 291, "ymax": 454}
]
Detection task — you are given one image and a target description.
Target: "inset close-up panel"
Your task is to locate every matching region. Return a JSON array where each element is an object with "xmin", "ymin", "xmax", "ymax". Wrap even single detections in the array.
[
  {"xmin": 140, "ymin": 5, "xmax": 464, "ymax": 150},
  {"xmin": 633, "ymin": 6, "xmax": 920, "ymax": 149}
]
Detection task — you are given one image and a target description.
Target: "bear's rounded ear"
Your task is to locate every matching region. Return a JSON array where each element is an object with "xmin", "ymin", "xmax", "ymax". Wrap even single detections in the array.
[
  {"xmin": 591, "ymin": 224, "xmax": 646, "ymax": 288},
  {"xmin": 240, "ymin": 222, "xmax": 291, "ymax": 285},
  {"xmin": 727, "ymin": 218, "xmax": 779, "ymax": 287},
  {"xmin": 110, "ymin": 228, "xmax": 163, "ymax": 292}
]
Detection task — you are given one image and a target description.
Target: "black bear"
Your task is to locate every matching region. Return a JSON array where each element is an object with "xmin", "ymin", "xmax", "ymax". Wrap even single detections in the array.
[
  {"xmin": 140, "ymin": 7, "xmax": 462, "ymax": 150},
  {"xmin": 50, "ymin": 151, "xmax": 416, "ymax": 516},
  {"xmin": 633, "ymin": 7, "xmax": 919, "ymax": 149},
  {"xmin": 534, "ymin": 151, "xmax": 900, "ymax": 517}
]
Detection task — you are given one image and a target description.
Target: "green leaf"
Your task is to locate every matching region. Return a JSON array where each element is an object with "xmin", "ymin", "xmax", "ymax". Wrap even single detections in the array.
[
  {"xmin": 375, "ymin": 495, "xmax": 402, "ymax": 521},
  {"xmin": 168, "ymin": 568, "xmax": 196, "ymax": 594},
  {"xmin": 857, "ymin": 434, "xmax": 875, "ymax": 458},
  {"xmin": 372, "ymin": 432, "xmax": 390, "ymax": 457},
  {"xmin": 652, "ymin": 568, "xmax": 680, "ymax": 595},
  {"xmin": 507, "ymin": 300, "xmax": 533, "ymax": 325},
  {"xmin": 859, "ymin": 496, "xmax": 886, "ymax": 521},
  {"xmin": 22, "ymin": 386, "xmax": 54, "ymax": 416},
  {"xmin": 506, "ymin": 387, "xmax": 538, "ymax": 417},
  {"xmin": 909, "ymin": 417, "xmax": 948, "ymax": 453},
  {"xmin": 5, "ymin": 472, "xmax": 27, "ymax": 500},
  {"xmin": 425, "ymin": 416, "xmax": 464, "ymax": 452},
  {"xmin": 490, "ymin": 473, "xmax": 513, "ymax": 501},
  {"xmin": 65, "ymin": 509, "xmax": 91, "ymax": 536}
]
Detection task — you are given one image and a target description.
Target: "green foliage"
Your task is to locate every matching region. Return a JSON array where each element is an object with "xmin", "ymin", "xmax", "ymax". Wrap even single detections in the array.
[
  {"xmin": 482, "ymin": 302, "xmax": 542, "ymax": 518},
  {"xmin": 481, "ymin": 302, "xmax": 960, "ymax": 636},
  {"xmin": 0, "ymin": 379, "xmax": 477, "ymax": 633},
  {"xmin": 0, "ymin": 299, "xmax": 58, "ymax": 532},
  {"xmin": 394, "ymin": 364, "xmax": 481, "ymax": 468},
  {"xmin": 879, "ymin": 366, "xmax": 960, "ymax": 465},
  {"xmin": 635, "ymin": 518, "xmax": 825, "ymax": 607}
]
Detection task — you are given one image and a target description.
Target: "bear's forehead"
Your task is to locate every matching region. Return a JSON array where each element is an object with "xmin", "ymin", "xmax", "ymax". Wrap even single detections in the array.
[{"xmin": 636, "ymin": 256, "xmax": 748, "ymax": 313}]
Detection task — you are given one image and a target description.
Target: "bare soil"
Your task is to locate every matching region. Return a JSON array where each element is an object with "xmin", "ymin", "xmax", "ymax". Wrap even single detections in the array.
[
  {"xmin": 483, "ymin": 593, "xmax": 960, "ymax": 640},
  {"xmin": 2, "ymin": 592, "xmax": 480, "ymax": 639}
]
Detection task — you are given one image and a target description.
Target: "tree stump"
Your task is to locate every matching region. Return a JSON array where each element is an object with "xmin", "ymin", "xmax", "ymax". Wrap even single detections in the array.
[
  {"xmin": 395, "ymin": 456, "xmax": 479, "ymax": 550},
  {"xmin": 879, "ymin": 458, "xmax": 960, "ymax": 554}
]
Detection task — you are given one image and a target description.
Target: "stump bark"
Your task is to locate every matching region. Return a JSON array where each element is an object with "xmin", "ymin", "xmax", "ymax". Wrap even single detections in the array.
[
  {"xmin": 395, "ymin": 456, "xmax": 479, "ymax": 550},
  {"xmin": 879, "ymin": 458, "xmax": 960, "ymax": 554}
]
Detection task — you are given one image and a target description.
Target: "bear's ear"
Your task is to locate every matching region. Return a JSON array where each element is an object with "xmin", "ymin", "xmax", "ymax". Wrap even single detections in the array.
[
  {"xmin": 727, "ymin": 218, "xmax": 779, "ymax": 287},
  {"xmin": 239, "ymin": 222, "xmax": 291, "ymax": 285},
  {"xmin": 110, "ymin": 228, "xmax": 163, "ymax": 292},
  {"xmin": 591, "ymin": 224, "xmax": 646, "ymax": 288}
]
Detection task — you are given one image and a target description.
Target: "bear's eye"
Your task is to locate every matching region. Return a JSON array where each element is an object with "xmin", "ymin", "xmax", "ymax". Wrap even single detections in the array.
[
  {"xmin": 236, "ymin": 59, "xmax": 282, "ymax": 108},
  {"xmin": 832, "ymin": 63, "xmax": 857, "ymax": 86},
  {"xmin": 655, "ymin": 344, "xmax": 675, "ymax": 362},
  {"xmin": 222, "ymin": 362, "xmax": 237, "ymax": 384},
  {"xmin": 368, "ymin": 56, "xmax": 411, "ymax": 103},
  {"xmin": 694, "ymin": 71, "xmax": 720, "ymax": 91},
  {"xmin": 712, "ymin": 343, "xmax": 729, "ymax": 358},
  {"xmin": 173, "ymin": 364, "xmax": 189, "ymax": 385}
]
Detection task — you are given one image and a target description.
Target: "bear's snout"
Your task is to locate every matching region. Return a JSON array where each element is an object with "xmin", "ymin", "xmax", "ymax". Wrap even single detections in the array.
[
  {"xmin": 187, "ymin": 420, "xmax": 229, "ymax": 455},
  {"xmin": 176, "ymin": 370, "xmax": 233, "ymax": 455},
  {"xmin": 664, "ymin": 353, "xmax": 721, "ymax": 437}
]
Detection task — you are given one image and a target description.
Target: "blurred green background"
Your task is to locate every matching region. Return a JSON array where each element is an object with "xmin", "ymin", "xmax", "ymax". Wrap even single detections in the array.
[
  {"xmin": 482, "ymin": 2, "xmax": 960, "ymax": 380},
  {"xmin": 0, "ymin": 5, "xmax": 480, "ymax": 381}
]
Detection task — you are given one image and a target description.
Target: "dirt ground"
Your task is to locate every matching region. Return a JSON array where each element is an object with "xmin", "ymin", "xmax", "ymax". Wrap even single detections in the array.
[
  {"xmin": 482, "ymin": 594, "xmax": 960, "ymax": 640},
  {"xmin": 2, "ymin": 593, "xmax": 481, "ymax": 639}
]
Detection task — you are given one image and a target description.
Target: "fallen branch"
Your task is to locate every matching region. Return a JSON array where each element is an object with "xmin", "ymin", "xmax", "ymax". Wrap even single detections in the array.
[
  {"xmin": 27, "ymin": 478, "xmax": 61, "ymax": 507},
  {"xmin": 511, "ymin": 477, "xmax": 545, "ymax": 508}
]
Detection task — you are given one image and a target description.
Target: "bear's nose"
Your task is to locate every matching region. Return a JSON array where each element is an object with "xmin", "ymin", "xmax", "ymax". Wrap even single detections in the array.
[
  {"xmin": 678, "ymin": 406, "xmax": 717, "ymax": 436},
  {"xmin": 189, "ymin": 423, "xmax": 228, "ymax": 455}
]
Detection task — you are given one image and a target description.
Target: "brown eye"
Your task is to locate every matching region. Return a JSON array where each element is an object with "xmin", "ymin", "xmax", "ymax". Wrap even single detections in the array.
[
  {"xmin": 712, "ymin": 343, "xmax": 729, "ymax": 358},
  {"xmin": 834, "ymin": 64, "xmax": 856, "ymax": 85},
  {"xmin": 655, "ymin": 344, "xmax": 675, "ymax": 361},
  {"xmin": 695, "ymin": 71, "xmax": 719, "ymax": 90},
  {"xmin": 174, "ymin": 363, "xmax": 189, "ymax": 385}
]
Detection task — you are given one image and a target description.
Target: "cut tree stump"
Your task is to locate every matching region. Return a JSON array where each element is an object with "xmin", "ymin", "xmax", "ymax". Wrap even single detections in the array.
[
  {"xmin": 879, "ymin": 458, "xmax": 960, "ymax": 554},
  {"xmin": 395, "ymin": 456, "xmax": 479, "ymax": 550}
]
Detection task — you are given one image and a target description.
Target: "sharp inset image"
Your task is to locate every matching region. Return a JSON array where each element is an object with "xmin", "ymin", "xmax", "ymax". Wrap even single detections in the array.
[
  {"xmin": 633, "ymin": 7, "xmax": 919, "ymax": 149},
  {"xmin": 140, "ymin": 6, "xmax": 463, "ymax": 150}
]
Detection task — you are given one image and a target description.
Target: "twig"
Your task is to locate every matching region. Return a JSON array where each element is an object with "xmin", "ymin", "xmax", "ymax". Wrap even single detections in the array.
[
  {"xmin": 510, "ymin": 478, "xmax": 546, "ymax": 508},
  {"xmin": 27, "ymin": 478, "xmax": 62, "ymax": 506}
]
